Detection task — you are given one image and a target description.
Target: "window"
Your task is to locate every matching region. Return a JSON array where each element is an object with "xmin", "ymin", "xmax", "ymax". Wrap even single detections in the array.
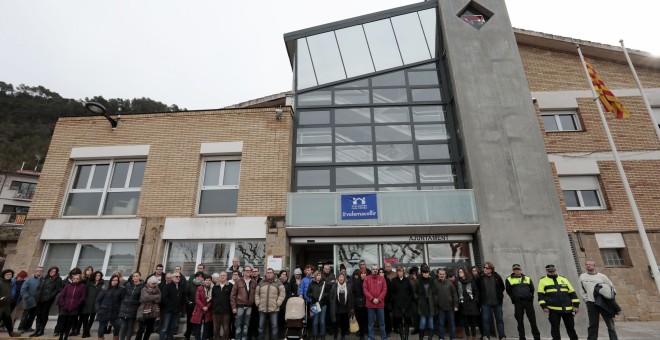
[
  {"xmin": 41, "ymin": 242, "xmax": 135, "ymax": 277},
  {"xmin": 595, "ymin": 233, "xmax": 629, "ymax": 267},
  {"xmin": 542, "ymin": 110, "xmax": 581, "ymax": 132},
  {"xmin": 559, "ymin": 176, "xmax": 605, "ymax": 210},
  {"xmin": 600, "ymin": 248, "xmax": 626, "ymax": 266},
  {"xmin": 63, "ymin": 160, "xmax": 146, "ymax": 217},
  {"xmin": 166, "ymin": 241, "xmax": 265, "ymax": 275},
  {"xmin": 1, "ymin": 205, "xmax": 29, "ymax": 224},
  {"xmin": 9, "ymin": 181, "xmax": 37, "ymax": 199},
  {"xmin": 198, "ymin": 159, "xmax": 241, "ymax": 215},
  {"xmin": 652, "ymin": 107, "xmax": 660, "ymax": 128}
]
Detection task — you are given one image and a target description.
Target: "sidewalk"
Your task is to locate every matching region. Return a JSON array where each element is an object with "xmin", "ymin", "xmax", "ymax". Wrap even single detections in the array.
[{"xmin": 2, "ymin": 321, "xmax": 659, "ymax": 339}]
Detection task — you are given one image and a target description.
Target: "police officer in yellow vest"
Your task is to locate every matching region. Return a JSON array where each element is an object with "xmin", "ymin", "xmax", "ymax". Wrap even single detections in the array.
[
  {"xmin": 505, "ymin": 264, "xmax": 540, "ymax": 340},
  {"xmin": 537, "ymin": 264, "xmax": 580, "ymax": 340}
]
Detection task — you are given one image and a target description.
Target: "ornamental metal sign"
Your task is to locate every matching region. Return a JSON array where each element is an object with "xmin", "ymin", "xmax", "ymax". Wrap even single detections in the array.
[{"xmin": 340, "ymin": 194, "xmax": 378, "ymax": 220}]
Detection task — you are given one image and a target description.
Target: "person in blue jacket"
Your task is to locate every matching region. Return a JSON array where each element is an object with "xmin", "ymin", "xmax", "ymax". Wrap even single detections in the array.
[{"xmin": 297, "ymin": 265, "xmax": 315, "ymax": 302}]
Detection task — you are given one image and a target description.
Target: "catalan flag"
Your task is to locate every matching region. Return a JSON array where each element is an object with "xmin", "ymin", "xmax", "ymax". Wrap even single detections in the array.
[{"xmin": 584, "ymin": 58, "xmax": 630, "ymax": 119}]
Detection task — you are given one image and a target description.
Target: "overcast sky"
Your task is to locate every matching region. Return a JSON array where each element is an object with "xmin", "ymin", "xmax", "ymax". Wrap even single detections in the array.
[{"xmin": 1, "ymin": 1, "xmax": 657, "ymax": 110}]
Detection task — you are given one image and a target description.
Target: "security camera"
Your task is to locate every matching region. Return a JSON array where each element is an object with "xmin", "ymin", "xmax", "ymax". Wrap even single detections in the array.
[{"xmin": 275, "ymin": 108, "xmax": 283, "ymax": 120}]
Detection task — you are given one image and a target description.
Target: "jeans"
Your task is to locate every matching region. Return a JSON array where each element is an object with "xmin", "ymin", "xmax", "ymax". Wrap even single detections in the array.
[
  {"xmin": 18, "ymin": 306, "xmax": 37, "ymax": 330},
  {"xmin": 514, "ymin": 300, "xmax": 541, "ymax": 340},
  {"xmin": 195, "ymin": 322, "xmax": 212, "ymax": 340},
  {"xmin": 437, "ymin": 309, "xmax": 455, "ymax": 339},
  {"xmin": 235, "ymin": 306, "xmax": 252, "ymax": 340},
  {"xmin": 548, "ymin": 312, "xmax": 577, "ymax": 340},
  {"xmin": 419, "ymin": 315, "xmax": 434, "ymax": 333},
  {"xmin": 99, "ymin": 319, "xmax": 122, "ymax": 339},
  {"xmin": 367, "ymin": 308, "xmax": 387, "ymax": 340},
  {"xmin": 135, "ymin": 318, "xmax": 156, "ymax": 340},
  {"xmin": 119, "ymin": 317, "xmax": 136, "ymax": 340},
  {"xmin": 587, "ymin": 302, "xmax": 618, "ymax": 340},
  {"xmin": 258, "ymin": 312, "xmax": 278, "ymax": 340},
  {"xmin": 312, "ymin": 305, "xmax": 327, "ymax": 337},
  {"xmin": 481, "ymin": 304, "xmax": 505, "ymax": 339},
  {"xmin": 159, "ymin": 312, "xmax": 180, "ymax": 340}
]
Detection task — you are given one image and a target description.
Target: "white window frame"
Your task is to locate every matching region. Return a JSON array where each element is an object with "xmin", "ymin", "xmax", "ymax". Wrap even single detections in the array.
[
  {"xmin": 40, "ymin": 242, "xmax": 135, "ymax": 278},
  {"xmin": 197, "ymin": 157, "xmax": 241, "ymax": 216},
  {"xmin": 559, "ymin": 175, "xmax": 606, "ymax": 210},
  {"xmin": 62, "ymin": 159, "xmax": 146, "ymax": 218},
  {"xmin": 163, "ymin": 240, "xmax": 266, "ymax": 273},
  {"xmin": 541, "ymin": 110, "xmax": 582, "ymax": 132}
]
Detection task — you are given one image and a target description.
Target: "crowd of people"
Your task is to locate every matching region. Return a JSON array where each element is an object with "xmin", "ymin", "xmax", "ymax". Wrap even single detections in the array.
[{"xmin": 0, "ymin": 257, "xmax": 619, "ymax": 340}]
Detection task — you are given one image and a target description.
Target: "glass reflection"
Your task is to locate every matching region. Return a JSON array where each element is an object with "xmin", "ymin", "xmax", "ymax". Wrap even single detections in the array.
[
  {"xmin": 408, "ymin": 71, "xmax": 440, "ymax": 86},
  {"xmin": 335, "ymin": 25, "xmax": 375, "ymax": 77},
  {"xmin": 297, "ymin": 127, "xmax": 332, "ymax": 144},
  {"xmin": 307, "ymin": 32, "xmax": 346, "ymax": 84},
  {"xmin": 336, "ymin": 167, "xmax": 374, "ymax": 185},
  {"xmin": 414, "ymin": 124, "xmax": 448, "ymax": 140},
  {"xmin": 296, "ymin": 39, "xmax": 318, "ymax": 90},
  {"xmin": 418, "ymin": 144, "xmax": 450, "ymax": 160},
  {"xmin": 412, "ymin": 88, "xmax": 442, "ymax": 102},
  {"xmin": 375, "ymin": 125, "xmax": 412, "ymax": 142},
  {"xmin": 391, "ymin": 12, "xmax": 431, "ymax": 64},
  {"xmin": 298, "ymin": 91, "xmax": 332, "ymax": 106},
  {"xmin": 419, "ymin": 164, "xmax": 453, "ymax": 183},
  {"xmin": 373, "ymin": 88, "xmax": 408, "ymax": 103},
  {"xmin": 418, "ymin": 9, "xmax": 437, "ymax": 58},
  {"xmin": 335, "ymin": 126, "xmax": 372, "ymax": 143},
  {"xmin": 374, "ymin": 107, "xmax": 410, "ymax": 123},
  {"xmin": 376, "ymin": 144, "xmax": 414, "ymax": 162},
  {"xmin": 372, "ymin": 71, "xmax": 405, "ymax": 86},
  {"xmin": 378, "ymin": 166, "xmax": 416, "ymax": 184},
  {"xmin": 335, "ymin": 90, "xmax": 370, "ymax": 105},
  {"xmin": 412, "ymin": 106, "xmax": 445, "ymax": 122},
  {"xmin": 296, "ymin": 146, "xmax": 332, "ymax": 163},
  {"xmin": 382, "ymin": 243, "xmax": 425, "ymax": 271},
  {"xmin": 335, "ymin": 108, "xmax": 371, "ymax": 124},
  {"xmin": 336, "ymin": 145, "xmax": 373, "ymax": 163},
  {"xmin": 337, "ymin": 244, "xmax": 379, "ymax": 274},
  {"xmin": 427, "ymin": 242, "xmax": 471, "ymax": 269},
  {"xmin": 363, "ymin": 19, "xmax": 403, "ymax": 71}
]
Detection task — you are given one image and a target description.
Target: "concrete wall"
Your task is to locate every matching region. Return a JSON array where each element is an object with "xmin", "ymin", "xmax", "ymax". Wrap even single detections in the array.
[{"xmin": 437, "ymin": 0, "xmax": 586, "ymax": 335}]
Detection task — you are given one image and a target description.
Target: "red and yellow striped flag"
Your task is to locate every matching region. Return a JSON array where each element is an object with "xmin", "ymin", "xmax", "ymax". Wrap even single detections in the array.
[{"xmin": 584, "ymin": 58, "xmax": 630, "ymax": 119}]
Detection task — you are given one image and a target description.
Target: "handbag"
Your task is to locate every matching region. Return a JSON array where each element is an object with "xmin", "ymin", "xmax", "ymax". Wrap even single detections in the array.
[
  {"xmin": 310, "ymin": 282, "xmax": 326, "ymax": 317},
  {"xmin": 349, "ymin": 315, "xmax": 359, "ymax": 333}
]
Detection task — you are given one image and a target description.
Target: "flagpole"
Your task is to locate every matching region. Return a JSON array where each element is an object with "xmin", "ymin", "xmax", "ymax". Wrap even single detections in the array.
[
  {"xmin": 619, "ymin": 40, "xmax": 660, "ymax": 144},
  {"xmin": 577, "ymin": 44, "xmax": 660, "ymax": 295}
]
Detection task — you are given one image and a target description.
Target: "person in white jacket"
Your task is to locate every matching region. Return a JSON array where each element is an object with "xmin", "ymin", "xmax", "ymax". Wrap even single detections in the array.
[{"xmin": 579, "ymin": 260, "xmax": 618, "ymax": 340}]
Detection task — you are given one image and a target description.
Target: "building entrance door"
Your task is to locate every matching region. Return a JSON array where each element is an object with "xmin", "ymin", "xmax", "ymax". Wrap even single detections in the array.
[{"xmin": 292, "ymin": 243, "xmax": 334, "ymax": 272}]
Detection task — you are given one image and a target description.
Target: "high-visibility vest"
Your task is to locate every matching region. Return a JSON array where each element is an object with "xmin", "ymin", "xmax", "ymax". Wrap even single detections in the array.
[{"xmin": 537, "ymin": 275, "xmax": 580, "ymax": 312}]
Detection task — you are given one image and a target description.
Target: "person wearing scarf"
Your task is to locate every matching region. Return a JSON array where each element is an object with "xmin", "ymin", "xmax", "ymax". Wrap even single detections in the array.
[
  {"xmin": 329, "ymin": 273, "xmax": 353, "ymax": 340},
  {"xmin": 135, "ymin": 276, "xmax": 161, "ymax": 340},
  {"xmin": 191, "ymin": 275, "xmax": 213, "ymax": 340}
]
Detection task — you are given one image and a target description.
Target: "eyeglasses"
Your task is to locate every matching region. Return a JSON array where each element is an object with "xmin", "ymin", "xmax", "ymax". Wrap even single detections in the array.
[
  {"xmin": 252, "ymin": 270, "xmax": 259, "ymax": 273},
  {"xmin": 484, "ymin": 267, "xmax": 492, "ymax": 270},
  {"xmin": 173, "ymin": 275, "xmax": 180, "ymax": 278}
]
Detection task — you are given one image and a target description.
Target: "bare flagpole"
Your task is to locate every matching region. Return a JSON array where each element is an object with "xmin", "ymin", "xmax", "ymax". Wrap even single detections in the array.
[
  {"xmin": 576, "ymin": 44, "xmax": 660, "ymax": 295},
  {"xmin": 619, "ymin": 39, "xmax": 660, "ymax": 143}
]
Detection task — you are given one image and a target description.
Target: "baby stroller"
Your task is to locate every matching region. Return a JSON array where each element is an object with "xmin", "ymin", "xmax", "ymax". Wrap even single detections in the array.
[{"xmin": 285, "ymin": 296, "xmax": 307, "ymax": 339}]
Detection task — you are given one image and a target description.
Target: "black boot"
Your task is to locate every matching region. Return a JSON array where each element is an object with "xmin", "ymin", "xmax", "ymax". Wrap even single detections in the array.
[
  {"xmin": 29, "ymin": 322, "xmax": 43, "ymax": 337},
  {"xmin": 419, "ymin": 330, "xmax": 424, "ymax": 340}
]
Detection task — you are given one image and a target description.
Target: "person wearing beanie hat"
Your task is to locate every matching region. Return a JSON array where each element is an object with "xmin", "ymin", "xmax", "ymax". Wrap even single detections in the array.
[
  {"xmin": 10, "ymin": 270, "xmax": 29, "ymax": 330},
  {"xmin": 537, "ymin": 264, "xmax": 580, "ymax": 340},
  {"xmin": 506, "ymin": 264, "xmax": 540, "ymax": 340},
  {"xmin": 0, "ymin": 269, "xmax": 20, "ymax": 336}
]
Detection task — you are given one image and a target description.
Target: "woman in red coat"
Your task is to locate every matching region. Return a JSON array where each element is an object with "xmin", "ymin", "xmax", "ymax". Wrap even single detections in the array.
[
  {"xmin": 191, "ymin": 275, "xmax": 213, "ymax": 340},
  {"xmin": 57, "ymin": 274, "xmax": 87, "ymax": 340}
]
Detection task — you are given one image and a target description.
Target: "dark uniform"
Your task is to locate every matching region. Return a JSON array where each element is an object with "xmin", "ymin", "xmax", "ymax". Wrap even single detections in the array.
[
  {"xmin": 537, "ymin": 265, "xmax": 579, "ymax": 340},
  {"xmin": 505, "ymin": 264, "xmax": 540, "ymax": 340}
]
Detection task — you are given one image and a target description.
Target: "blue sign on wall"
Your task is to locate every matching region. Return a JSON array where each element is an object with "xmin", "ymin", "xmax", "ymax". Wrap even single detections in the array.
[{"xmin": 341, "ymin": 194, "xmax": 378, "ymax": 220}]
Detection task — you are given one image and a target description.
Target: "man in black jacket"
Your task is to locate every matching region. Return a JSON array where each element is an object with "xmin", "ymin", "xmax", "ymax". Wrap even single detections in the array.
[
  {"xmin": 213, "ymin": 272, "xmax": 234, "ymax": 340},
  {"xmin": 160, "ymin": 272, "xmax": 186, "ymax": 340},
  {"xmin": 506, "ymin": 264, "xmax": 540, "ymax": 340},
  {"xmin": 476, "ymin": 261, "xmax": 506, "ymax": 340}
]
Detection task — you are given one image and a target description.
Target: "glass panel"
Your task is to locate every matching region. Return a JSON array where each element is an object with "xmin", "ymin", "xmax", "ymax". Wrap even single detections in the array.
[
  {"xmin": 412, "ymin": 106, "xmax": 444, "ymax": 122},
  {"xmin": 296, "ymin": 39, "xmax": 318, "ymax": 90},
  {"xmin": 378, "ymin": 166, "xmax": 416, "ymax": 184},
  {"xmin": 103, "ymin": 192, "xmax": 140, "ymax": 215},
  {"xmin": 296, "ymin": 146, "xmax": 332, "ymax": 163},
  {"xmin": 336, "ymin": 145, "xmax": 373, "ymax": 163},
  {"xmin": 297, "ymin": 127, "xmax": 332, "ymax": 144},
  {"xmin": 335, "ymin": 187, "xmax": 375, "ymax": 192},
  {"xmin": 391, "ymin": 12, "xmax": 431, "ymax": 64},
  {"xmin": 418, "ymin": 144, "xmax": 450, "ymax": 160},
  {"xmin": 335, "ymin": 108, "xmax": 371, "ymax": 124},
  {"xmin": 411, "ymin": 88, "xmax": 442, "ymax": 102},
  {"xmin": 559, "ymin": 115, "xmax": 578, "ymax": 131},
  {"xmin": 363, "ymin": 19, "xmax": 403, "ymax": 71},
  {"xmin": 199, "ymin": 189, "xmax": 239, "ymax": 214},
  {"xmin": 375, "ymin": 125, "xmax": 412, "ymax": 142},
  {"xmin": 76, "ymin": 243, "xmax": 106, "ymax": 272},
  {"xmin": 373, "ymin": 88, "xmax": 408, "ymax": 103},
  {"xmin": 337, "ymin": 244, "xmax": 379, "ymax": 274},
  {"xmin": 129, "ymin": 161, "xmax": 146, "ymax": 188},
  {"xmin": 379, "ymin": 186, "xmax": 417, "ymax": 191},
  {"xmin": 418, "ymin": 9, "xmax": 437, "ymax": 57},
  {"xmin": 581, "ymin": 190, "xmax": 601, "ymax": 207},
  {"xmin": 64, "ymin": 192, "xmax": 102, "ymax": 216},
  {"xmin": 415, "ymin": 124, "xmax": 448, "ymax": 140},
  {"xmin": 235, "ymin": 241, "xmax": 265, "ymax": 271},
  {"xmin": 374, "ymin": 107, "xmax": 410, "ymax": 123},
  {"xmin": 203, "ymin": 161, "xmax": 221, "ymax": 186},
  {"xmin": 297, "ymin": 188, "xmax": 331, "ymax": 193},
  {"xmin": 306, "ymin": 32, "xmax": 346, "ymax": 84},
  {"xmin": 335, "ymin": 25, "xmax": 375, "ymax": 78},
  {"xmin": 372, "ymin": 71, "xmax": 405, "ymax": 86},
  {"xmin": 408, "ymin": 71, "xmax": 439, "ymax": 86},
  {"xmin": 298, "ymin": 91, "xmax": 332, "ymax": 107},
  {"xmin": 106, "ymin": 243, "xmax": 135, "ymax": 277},
  {"xmin": 90, "ymin": 164, "xmax": 109, "ymax": 189},
  {"xmin": 73, "ymin": 165, "xmax": 92, "ymax": 189},
  {"xmin": 421, "ymin": 185, "xmax": 455, "ymax": 190},
  {"xmin": 335, "ymin": 79, "xmax": 369, "ymax": 88},
  {"xmin": 335, "ymin": 126, "xmax": 372, "ymax": 143},
  {"xmin": 412, "ymin": 63, "xmax": 436, "ymax": 70},
  {"xmin": 562, "ymin": 190, "xmax": 579, "ymax": 207},
  {"xmin": 201, "ymin": 243, "xmax": 231, "ymax": 275},
  {"xmin": 223, "ymin": 161, "xmax": 241, "ymax": 186},
  {"xmin": 166, "ymin": 242, "xmax": 199, "ymax": 275},
  {"xmin": 419, "ymin": 165, "xmax": 453, "ymax": 183},
  {"xmin": 43, "ymin": 243, "xmax": 76, "ymax": 272},
  {"xmin": 299, "ymin": 110, "xmax": 331, "ymax": 125},
  {"xmin": 376, "ymin": 144, "xmax": 414, "ymax": 161},
  {"xmin": 542, "ymin": 116, "xmax": 559, "ymax": 132},
  {"xmin": 110, "ymin": 162, "xmax": 129, "ymax": 188},
  {"xmin": 427, "ymin": 242, "xmax": 471, "ymax": 269},
  {"xmin": 297, "ymin": 169, "xmax": 331, "ymax": 187},
  {"xmin": 382, "ymin": 243, "xmax": 425, "ymax": 272},
  {"xmin": 336, "ymin": 167, "xmax": 374, "ymax": 185},
  {"xmin": 335, "ymin": 90, "xmax": 370, "ymax": 105}
]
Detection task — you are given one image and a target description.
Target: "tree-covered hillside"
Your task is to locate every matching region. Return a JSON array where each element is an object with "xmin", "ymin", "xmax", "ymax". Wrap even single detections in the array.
[{"xmin": 0, "ymin": 81, "xmax": 183, "ymax": 171}]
